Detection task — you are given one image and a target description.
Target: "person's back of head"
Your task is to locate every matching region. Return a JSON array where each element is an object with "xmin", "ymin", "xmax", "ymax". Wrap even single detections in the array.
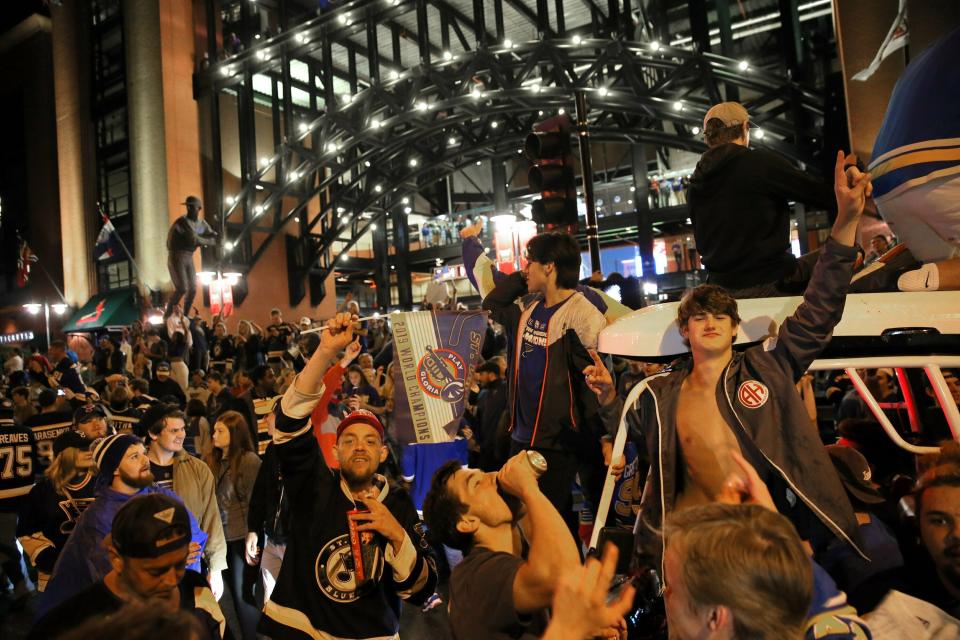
[
  {"xmin": 109, "ymin": 385, "xmax": 130, "ymax": 411},
  {"xmin": 702, "ymin": 102, "xmax": 750, "ymax": 148},
  {"xmin": 185, "ymin": 398, "xmax": 206, "ymax": 418},
  {"xmin": 664, "ymin": 503, "xmax": 812, "ymax": 640},
  {"xmin": 476, "ymin": 361, "xmax": 501, "ymax": 380},
  {"xmin": 58, "ymin": 602, "xmax": 205, "ymax": 640},
  {"xmin": 131, "ymin": 378, "xmax": 149, "ymax": 395}
]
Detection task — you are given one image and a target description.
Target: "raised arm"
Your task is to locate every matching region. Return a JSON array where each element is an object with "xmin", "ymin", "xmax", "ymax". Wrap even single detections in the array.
[
  {"xmin": 293, "ymin": 312, "xmax": 355, "ymax": 397},
  {"xmin": 461, "ymin": 222, "xmax": 507, "ymax": 300},
  {"xmin": 773, "ymin": 151, "xmax": 871, "ymax": 380},
  {"xmin": 499, "ymin": 452, "xmax": 581, "ymax": 613}
]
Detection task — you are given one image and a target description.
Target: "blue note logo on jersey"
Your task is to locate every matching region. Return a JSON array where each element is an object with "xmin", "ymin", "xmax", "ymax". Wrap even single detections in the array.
[{"xmin": 315, "ymin": 534, "xmax": 383, "ymax": 602}]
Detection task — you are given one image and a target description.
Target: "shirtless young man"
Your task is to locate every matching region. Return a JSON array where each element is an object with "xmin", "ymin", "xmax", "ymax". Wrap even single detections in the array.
[{"xmin": 584, "ymin": 151, "xmax": 873, "ymax": 563}]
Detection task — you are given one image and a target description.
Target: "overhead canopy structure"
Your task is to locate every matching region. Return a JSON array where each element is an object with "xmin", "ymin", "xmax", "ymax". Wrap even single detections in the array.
[
  {"xmin": 62, "ymin": 288, "xmax": 141, "ymax": 333},
  {"xmin": 195, "ymin": 0, "xmax": 834, "ymax": 307}
]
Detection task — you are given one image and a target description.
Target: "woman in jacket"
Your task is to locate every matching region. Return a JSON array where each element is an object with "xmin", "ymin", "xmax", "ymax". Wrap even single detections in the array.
[
  {"xmin": 205, "ymin": 410, "xmax": 261, "ymax": 639},
  {"xmin": 17, "ymin": 432, "xmax": 96, "ymax": 591}
]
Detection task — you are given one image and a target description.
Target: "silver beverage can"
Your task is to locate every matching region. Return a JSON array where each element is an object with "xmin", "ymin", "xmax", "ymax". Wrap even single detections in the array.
[{"xmin": 523, "ymin": 450, "xmax": 548, "ymax": 477}]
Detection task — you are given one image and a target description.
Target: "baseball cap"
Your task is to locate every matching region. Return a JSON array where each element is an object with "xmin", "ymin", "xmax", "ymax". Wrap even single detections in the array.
[
  {"xmin": 703, "ymin": 101, "xmax": 749, "ymax": 128},
  {"xmin": 156, "ymin": 362, "xmax": 171, "ymax": 373},
  {"xmin": 182, "ymin": 195, "xmax": 202, "ymax": 207},
  {"xmin": 826, "ymin": 445, "xmax": 885, "ymax": 505},
  {"xmin": 299, "ymin": 316, "xmax": 312, "ymax": 327},
  {"xmin": 73, "ymin": 403, "xmax": 107, "ymax": 425},
  {"xmin": 336, "ymin": 409, "xmax": 385, "ymax": 440},
  {"xmin": 111, "ymin": 493, "xmax": 191, "ymax": 559},
  {"xmin": 253, "ymin": 395, "xmax": 280, "ymax": 416},
  {"xmin": 53, "ymin": 430, "xmax": 91, "ymax": 457}
]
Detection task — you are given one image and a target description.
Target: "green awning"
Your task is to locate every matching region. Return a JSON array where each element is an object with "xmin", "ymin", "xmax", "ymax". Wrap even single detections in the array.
[{"xmin": 63, "ymin": 289, "xmax": 141, "ymax": 333}]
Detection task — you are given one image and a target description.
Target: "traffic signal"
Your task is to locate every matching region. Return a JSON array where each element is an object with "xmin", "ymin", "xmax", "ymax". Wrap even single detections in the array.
[{"xmin": 525, "ymin": 115, "xmax": 578, "ymax": 226}]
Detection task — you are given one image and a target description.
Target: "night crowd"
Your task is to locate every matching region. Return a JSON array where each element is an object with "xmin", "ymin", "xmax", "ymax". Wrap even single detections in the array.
[{"xmin": 0, "ymin": 103, "xmax": 958, "ymax": 640}]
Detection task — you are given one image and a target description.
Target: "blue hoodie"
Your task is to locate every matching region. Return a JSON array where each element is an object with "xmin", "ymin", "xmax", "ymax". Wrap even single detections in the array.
[{"xmin": 37, "ymin": 484, "xmax": 207, "ymax": 619}]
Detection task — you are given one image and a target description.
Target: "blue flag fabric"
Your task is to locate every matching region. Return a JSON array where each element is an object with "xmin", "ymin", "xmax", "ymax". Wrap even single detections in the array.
[
  {"xmin": 93, "ymin": 216, "xmax": 123, "ymax": 261},
  {"xmin": 391, "ymin": 310, "xmax": 487, "ymax": 444}
]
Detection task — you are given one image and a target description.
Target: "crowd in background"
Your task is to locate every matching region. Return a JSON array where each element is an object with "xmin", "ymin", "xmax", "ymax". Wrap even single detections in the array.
[{"xmin": 0, "ymin": 280, "xmax": 957, "ymax": 638}]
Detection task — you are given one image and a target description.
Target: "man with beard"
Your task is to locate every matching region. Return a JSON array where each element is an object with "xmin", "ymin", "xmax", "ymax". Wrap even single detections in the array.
[
  {"xmin": 165, "ymin": 195, "xmax": 217, "ymax": 317},
  {"xmin": 39, "ymin": 433, "xmax": 207, "ymax": 617},
  {"xmin": 30, "ymin": 494, "xmax": 228, "ymax": 640},
  {"xmin": 258, "ymin": 312, "xmax": 437, "ymax": 640}
]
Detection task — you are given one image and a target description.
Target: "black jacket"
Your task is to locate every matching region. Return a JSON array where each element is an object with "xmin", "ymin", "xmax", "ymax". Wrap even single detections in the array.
[
  {"xmin": 602, "ymin": 239, "xmax": 865, "ymax": 568},
  {"xmin": 260, "ymin": 384, "xmax": 438, "ymax": 639},
  {"xmin": 688, "ymin": 144, "xmax": 834, "ymax": 288},
  {"xmin": 247, "ymin": 443, "xmax": 290, "ymax": 544},
  {"xmin": 149, "ymin": 377, "xmax": 186, "ymax": 407},
  {"xmin": 474, "ymin": 379, "xmax": 507, "ymax": 451}
]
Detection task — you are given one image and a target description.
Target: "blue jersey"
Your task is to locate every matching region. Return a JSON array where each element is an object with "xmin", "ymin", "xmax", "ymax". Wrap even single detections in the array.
[{"xmin": 401, "ymin": 440, "xmax": 470, "ymax": 512}]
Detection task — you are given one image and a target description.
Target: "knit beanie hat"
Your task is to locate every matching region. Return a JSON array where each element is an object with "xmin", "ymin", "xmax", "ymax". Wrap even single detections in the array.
[{"xmin": 92, "ymin": 433, "xmax": 141, "ymax": 484}]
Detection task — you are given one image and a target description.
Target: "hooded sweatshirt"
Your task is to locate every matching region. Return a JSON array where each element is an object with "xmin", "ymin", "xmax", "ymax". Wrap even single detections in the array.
[
  {"xmin": 38, "ymin": 484, "xmax": 207, "ymax": 619},
  {"xmin": 688, "ymin": 144, "xmax": 834, "ymax": 289}
]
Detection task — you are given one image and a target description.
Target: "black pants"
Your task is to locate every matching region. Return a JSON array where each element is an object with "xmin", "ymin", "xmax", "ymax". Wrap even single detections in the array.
[
  {"xmin": 715, "ymin": 250, "xmax": 820, "ymax": 299},
  {"xmin": 225, "ymin": 539, "xmax": 261, "ymax": 640},
  {"xmin": 166, "ymin": 250, "xmax": 197, "ymax": 316},
  {"xmin": 508, "ymin": 441, "xmax": 584, "ymax": 543}
]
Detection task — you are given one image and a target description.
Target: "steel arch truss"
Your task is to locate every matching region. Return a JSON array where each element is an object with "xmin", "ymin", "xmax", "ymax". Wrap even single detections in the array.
[{"xmin": 198, "ymin": 1, "xmax": 825, "ymax": 306}]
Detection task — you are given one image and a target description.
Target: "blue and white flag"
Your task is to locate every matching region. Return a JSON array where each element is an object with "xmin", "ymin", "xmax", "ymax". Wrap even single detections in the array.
[
  {"xmin": 93, "ymin": 214, "xmax": 123, "ymax": 261},
  {"xmin": 391, "ymin": 310, "xmax": 487, "ymax": 444}
]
